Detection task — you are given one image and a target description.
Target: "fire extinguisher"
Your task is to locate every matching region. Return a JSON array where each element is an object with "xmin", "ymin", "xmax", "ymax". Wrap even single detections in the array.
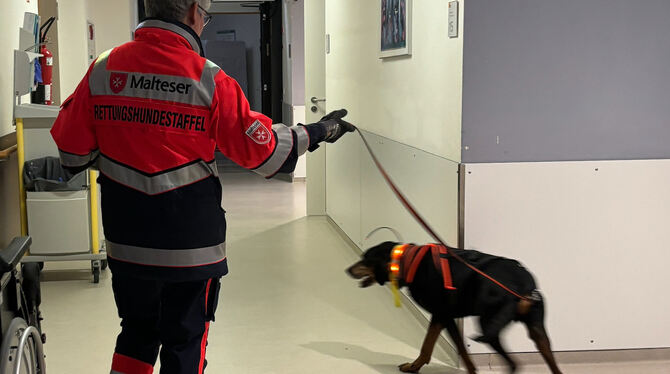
[
  {"xmin": 33, "ymin": 17, "xmax": 56, "ymax": 105},
  {"xmin": 39, "ymin": 43, "xmax": 54, "ymax": 105}
]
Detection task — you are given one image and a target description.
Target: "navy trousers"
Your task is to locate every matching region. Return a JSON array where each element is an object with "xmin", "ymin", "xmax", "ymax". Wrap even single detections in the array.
[{"xmin": 110, "ymin": 274, "xmax": 221, "ymax": 374}]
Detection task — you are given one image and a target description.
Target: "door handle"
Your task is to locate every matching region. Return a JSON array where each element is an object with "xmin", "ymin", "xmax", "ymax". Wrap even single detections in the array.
[{"xmin": 310, "ymin": 97, "xmax": 326, "ymax": 104}]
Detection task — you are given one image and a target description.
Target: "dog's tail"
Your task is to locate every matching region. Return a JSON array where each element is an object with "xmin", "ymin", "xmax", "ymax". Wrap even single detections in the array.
[{"xmin": 364, "ymin": 226, "xmax": 404, "ymax": 244}]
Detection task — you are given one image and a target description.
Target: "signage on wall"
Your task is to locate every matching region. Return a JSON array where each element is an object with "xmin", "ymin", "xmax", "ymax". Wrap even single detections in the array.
[
  {"xmin": 448, "ymin": 1, "xmax": 459, "ymax": 38},
  {"xmin": 87, "ymin": 21, "xmax": 96, "ymax": 65},
  {"xmin": 216, "ymin": 30, "xmax": 236, "ymax": 42}
]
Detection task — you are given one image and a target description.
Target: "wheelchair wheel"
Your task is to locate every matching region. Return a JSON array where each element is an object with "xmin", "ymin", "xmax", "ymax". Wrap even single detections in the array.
[{"xmin": 0, "ymin": 317, "xmax": 46, "ymax": 374}]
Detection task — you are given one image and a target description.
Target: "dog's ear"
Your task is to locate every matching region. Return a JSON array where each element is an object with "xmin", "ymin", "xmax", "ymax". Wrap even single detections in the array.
[
  {"xmin": 346, "ymin": 261, "xmax": 370, "ymax": 279},
  {"xmin": 346, "ymin": 261, "xmax": 379, "ymax": 288}
]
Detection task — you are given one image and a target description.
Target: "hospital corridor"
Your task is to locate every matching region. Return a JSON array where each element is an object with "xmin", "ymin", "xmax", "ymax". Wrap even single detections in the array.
[
  {"xmin": 36, "ymin": 171, "xmax": 670, "ymax": 374},
  {"xmin": 2, "ymin": 1, "xmax": 670, "ymax": 374},
  {"xmin": 37, "ymin": 171, "xmax": 460, "ymax": 373}
]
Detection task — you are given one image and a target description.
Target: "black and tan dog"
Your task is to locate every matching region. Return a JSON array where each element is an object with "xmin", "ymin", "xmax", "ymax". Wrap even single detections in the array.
[{"xmin": 346, "ymin": 241, "xmax": 562, "ymax": 374}]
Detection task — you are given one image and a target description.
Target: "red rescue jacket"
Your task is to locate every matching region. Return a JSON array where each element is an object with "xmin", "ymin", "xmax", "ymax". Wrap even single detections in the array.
[{"xmin": 51, "ymin": 19, "xmax": 312, "ymax": 280}]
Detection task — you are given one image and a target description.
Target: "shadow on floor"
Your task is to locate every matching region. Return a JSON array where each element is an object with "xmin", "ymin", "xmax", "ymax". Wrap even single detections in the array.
[
  {"xmin": 225, "ymin": 218, "xmax": 455, "ymax": 365},
  {"xmin": 301, "ymin": 341, "xmax": 463, "ymax": 374},
  {"xmin": 228, "ymin": 219, "xmax": 429, "ymax": 345}
]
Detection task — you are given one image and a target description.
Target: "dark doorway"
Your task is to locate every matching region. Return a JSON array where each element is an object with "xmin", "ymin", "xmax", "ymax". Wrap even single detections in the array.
[{"xmin": 259, "ymin": 1, "xmax": 283, "ymax": 123}]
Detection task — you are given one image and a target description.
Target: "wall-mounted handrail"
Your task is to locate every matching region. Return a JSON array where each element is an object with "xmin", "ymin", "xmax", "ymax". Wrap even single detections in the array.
[{"xmin": 0, "ymin": 144, "xmax": 18, "ymax": 160}]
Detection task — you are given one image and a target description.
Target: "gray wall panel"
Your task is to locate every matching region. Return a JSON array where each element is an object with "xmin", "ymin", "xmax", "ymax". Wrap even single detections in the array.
[
  {"xmin": 462, "ymin": 0, "xmax": 670, "ymax": 163},
  {"xmin": 202, "ymin": 13, "xmax": 262, "ymax": 111}
]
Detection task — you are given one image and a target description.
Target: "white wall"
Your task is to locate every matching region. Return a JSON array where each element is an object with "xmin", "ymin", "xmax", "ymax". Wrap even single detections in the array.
[
  {"xmin": 326, "ymin": 132, "xmax": 460, "ymax": 248},
  {"xmin": 322, "ymin": 6, "xmax": 462, "ymax": 365},
  {"xmin": 324, "ymin": 0, "xmax": 464, "ymax": 246},
  {"xmin": 326, "ymin": 0, "xmax": 463, "ymax": 162},
  {"xmin": 463, "ymin": 160, "xmax": 670, "ymax": 353},
  {"xmin": 0, "ymin": 0, "xmax": 39, "ymax": 136},
  {"xmin": 57, "ymin": 0, "xmax": 89, "ymax": 99},
  {"xmin": 86, "ymin": 0, "xmax": 134, "ymax": 56},
  {"xmin": 57, "ymin": 0, "xmax": 134, "ymax": 99}
]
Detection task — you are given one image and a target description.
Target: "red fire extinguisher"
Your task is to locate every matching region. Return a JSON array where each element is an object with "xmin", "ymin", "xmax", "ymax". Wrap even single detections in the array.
[
  {"xmin": 34, "ymin": 17, "xmax": 56, "ymax": 105},
  {"xmin": 39, "ymin": 44, "xmax": 54, "ymax": 105}
]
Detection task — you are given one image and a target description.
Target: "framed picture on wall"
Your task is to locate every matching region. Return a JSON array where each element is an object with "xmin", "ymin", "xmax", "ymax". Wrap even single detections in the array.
[{"xmin": 379, "ymin": 0, "xmax": 412, "ymax": 58}]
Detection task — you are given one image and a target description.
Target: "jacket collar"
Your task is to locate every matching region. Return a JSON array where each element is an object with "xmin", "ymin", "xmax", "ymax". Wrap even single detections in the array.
[{"xmin": 135, "ymin": 18, "xmax": 204, "ymax": 57}]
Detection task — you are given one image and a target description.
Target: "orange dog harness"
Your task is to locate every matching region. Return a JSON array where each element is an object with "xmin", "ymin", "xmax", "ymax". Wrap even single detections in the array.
[{"xmin": 391, "ymin": 244, "xmax": 456, "ymax": 290}]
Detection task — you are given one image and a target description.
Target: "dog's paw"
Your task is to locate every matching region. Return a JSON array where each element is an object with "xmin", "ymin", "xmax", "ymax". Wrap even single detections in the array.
[{"xmin": 398, "ymin": 362, "xmax": 421, "ymax": 373}]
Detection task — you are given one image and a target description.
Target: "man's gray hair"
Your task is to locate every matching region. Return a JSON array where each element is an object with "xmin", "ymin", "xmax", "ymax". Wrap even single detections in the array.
[{"xmin": 144, "ymin": 0, "xmax": 211, "ymax": 22}]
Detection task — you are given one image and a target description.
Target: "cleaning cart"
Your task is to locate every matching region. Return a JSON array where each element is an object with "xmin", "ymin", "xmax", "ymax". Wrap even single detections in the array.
[{"xmin": 13, "ymin": 12, "xmax": 106, "ymax": 283}]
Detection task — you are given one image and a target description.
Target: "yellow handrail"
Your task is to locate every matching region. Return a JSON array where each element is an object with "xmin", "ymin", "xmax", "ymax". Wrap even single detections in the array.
[
  {"xmin": 16, "ymin": 118, "xmax": 28, "ymax": 236},
  {"xmin": 89, "ymin": 170, "xmax": 99, "ymax": 254}
]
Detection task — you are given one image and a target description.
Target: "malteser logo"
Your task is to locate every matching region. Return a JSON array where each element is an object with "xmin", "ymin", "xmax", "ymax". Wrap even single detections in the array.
[
  {"xmin": 110, "ymin": 72, "xmax": 128, "ymax": 94},
  {"xmin": 129, "ymin": 75, "xmax": 192, "ymax": 94},
  {"xmin": 245, "ymin": 120, "xmax": 271, "ymax": 145}
]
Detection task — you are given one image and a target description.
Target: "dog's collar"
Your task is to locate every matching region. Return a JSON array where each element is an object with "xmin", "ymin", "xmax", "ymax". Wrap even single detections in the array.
[
  {"xmin": 390, "ymin": 244, "xmax": 428, "ymax": 284},
  {"xmin": 390, "ymin": 244, "xmax": 409, "ymax": 279},
  {"xmin": 389, "ymin": 244, "xmax": 409, "ymax": 307}
]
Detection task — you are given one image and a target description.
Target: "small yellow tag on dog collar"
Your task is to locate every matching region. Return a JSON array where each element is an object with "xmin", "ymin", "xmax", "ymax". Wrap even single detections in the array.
[
  {"xmin": 389, "ymin": 244, "xmax": 407, "ymax": 308},
  {"xmin": 390, "ymin": 274, "xmax": 402, "ymax": 308}
]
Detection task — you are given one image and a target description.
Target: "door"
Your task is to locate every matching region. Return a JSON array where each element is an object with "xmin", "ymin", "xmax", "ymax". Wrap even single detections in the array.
[{"xmin": 304, "ymin": 0, "xmax": 327, "ymax": 215}]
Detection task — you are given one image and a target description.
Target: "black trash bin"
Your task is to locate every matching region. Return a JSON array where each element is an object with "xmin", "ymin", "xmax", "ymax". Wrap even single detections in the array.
[{"xmin": 23, "ymin": 157, "xmax": 87, "ymax": 192}]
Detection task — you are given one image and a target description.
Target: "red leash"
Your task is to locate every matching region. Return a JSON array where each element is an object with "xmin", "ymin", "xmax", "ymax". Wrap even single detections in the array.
[{"xmin": 355, "ymin": 128, "xmax": 528, "ymax": 301}]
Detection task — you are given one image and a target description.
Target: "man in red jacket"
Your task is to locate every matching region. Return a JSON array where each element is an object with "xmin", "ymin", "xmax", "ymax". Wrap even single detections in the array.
[{"xmin": 51, "ymin": 1, "xmax": 354, "ymax": 373}]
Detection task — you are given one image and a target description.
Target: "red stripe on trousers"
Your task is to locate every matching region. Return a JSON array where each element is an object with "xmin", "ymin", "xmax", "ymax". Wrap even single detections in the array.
[
  {"xmin": 111, "ymin": 353, "xmax": 153, "ymax": 374},
  {"xmin": 198, "ymin": 279, "xmax": 213, "ymax": 374},
  {"xmin": 198, "ymin": 322, "xmax": 210, "ymax": 374},
  {"xmin": 204, "ymin": 279, "xmax": 212, "ymax": 313}
]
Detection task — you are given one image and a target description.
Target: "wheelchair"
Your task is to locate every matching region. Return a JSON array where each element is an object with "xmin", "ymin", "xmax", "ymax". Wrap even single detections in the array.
[{"xmin": 0, "ymin": 237, "xmax": 46, "ymax": 374}]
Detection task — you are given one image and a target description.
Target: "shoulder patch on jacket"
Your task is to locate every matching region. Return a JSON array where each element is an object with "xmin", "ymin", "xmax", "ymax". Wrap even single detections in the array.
[{"xmin": 245, "ymin": 120, "xmax": 272, "ymax": 145}]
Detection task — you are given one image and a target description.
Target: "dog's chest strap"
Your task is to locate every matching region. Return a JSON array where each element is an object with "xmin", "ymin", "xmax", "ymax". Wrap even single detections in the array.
[{"xmin": 402, "ymin": 244, "xmax": 456, "ymax": 290}]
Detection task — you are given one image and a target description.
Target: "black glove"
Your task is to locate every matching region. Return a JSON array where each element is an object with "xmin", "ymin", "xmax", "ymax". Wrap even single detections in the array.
[
  {"xmin": 319, "ymin": 109, "xmax": 356, "ymax": 143},
  {"xmin": 301, "ymin": 109, "xmax": 356, "ymax": 152}
]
